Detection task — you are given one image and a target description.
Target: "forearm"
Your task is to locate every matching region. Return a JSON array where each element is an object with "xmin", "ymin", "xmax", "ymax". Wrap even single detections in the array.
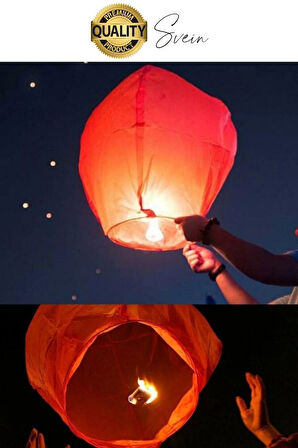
[
  {"xmin": 208, "ymin": 226, "xmax": 298, "ymax": 286},
  {"xmin": 253, "ymin": 424, "xmax": 281, "ymax": 446},
  {"xmin": 215, "ymin": 269, "xmax": 259, "ymax": 304}
]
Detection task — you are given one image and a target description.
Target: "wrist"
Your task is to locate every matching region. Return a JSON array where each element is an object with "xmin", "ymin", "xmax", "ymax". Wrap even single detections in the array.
[
  {"xmin": 202, "ymin": 217, "xmax": 220, "ymax": 245},
  {"xmin": 208, "ymin": 223, "xmax": 224, "ymax": 247},
  {"xmin": 253, "ymin": 424, "xmax": 281, "ymax": 446},
  {"xmin": 211, "ymin": 258, "xmax": 222, "ymax": 274},
  {"xmin": 209, "ymin": 262, "xmax": 226, "ymax": 281}
]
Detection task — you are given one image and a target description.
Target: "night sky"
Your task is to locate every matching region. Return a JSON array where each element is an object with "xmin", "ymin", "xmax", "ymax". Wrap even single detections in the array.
[
  {"xmin": 2, "ymin": 62, "xmax": 298, "ymax": 304},
  {"xmin": 0, "ymin": 305, "xmax": 297, "ymax": 448}
]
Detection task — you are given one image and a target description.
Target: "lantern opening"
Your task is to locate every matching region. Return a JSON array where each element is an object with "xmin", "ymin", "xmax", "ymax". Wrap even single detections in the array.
[
  {"xmin": 65, "ymin": 322, "xmax": 193, "ymax": 441},
  {"xmin": 26, "ymin": 305, "xmax": 223, "ymax": 448},
  {"xmin": 107, "ymin": 216, "xmax": 185, "ymax": 251}
]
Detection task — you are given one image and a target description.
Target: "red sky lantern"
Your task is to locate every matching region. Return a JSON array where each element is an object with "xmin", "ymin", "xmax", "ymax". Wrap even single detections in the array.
[
  {"xmin": 79, "ymin": 65, "xmax": 237, "ymax": 250},
  {"xmin": 26, "ymin": 305, "xmax": 222, "ymax": 448}
]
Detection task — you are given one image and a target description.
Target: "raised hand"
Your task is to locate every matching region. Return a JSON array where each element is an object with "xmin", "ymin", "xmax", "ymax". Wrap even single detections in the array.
[
  {"xmin": 25, "ymin": 428, "xmax": 71, "ymax": 448},
  {"xmin": 236, "ymin": 373, "xmax": 281, "ymax": 445}
]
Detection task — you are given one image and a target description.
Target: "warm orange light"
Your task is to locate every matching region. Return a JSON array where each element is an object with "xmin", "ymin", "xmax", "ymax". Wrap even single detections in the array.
[
  {"xmin": 22, "ymin": 202, "xmax": 29, "ymax": 209},
  {"xmin": 26, "ymin": 305, "xmax": 222, "ymax": 448},
  {"xmin": 79, "ymin": 65, "xmax": 237, "ymax": 251},
  {"xmin": 128, "ymin": 378, "xmax": 158, "ymax": 405},
  {"xmin": 46, "ymin": 212, "xmax": 52, "ymax": 219},
  {"xmin": 145, "ymin": 219, "xmax": 164, "ymax": 243},
  {"xmin": 138, "ymin": 378, "xmax": 158, "ymax": 404},
  {"xmin": 50, "ymin": 160, "xmax": 56, "ymax": 167},
  {"xmin": 30, "ymin": 81, "xmax": 36, "ymax": 88}
]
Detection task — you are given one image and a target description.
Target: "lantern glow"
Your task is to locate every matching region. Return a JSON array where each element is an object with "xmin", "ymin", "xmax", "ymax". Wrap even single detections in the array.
[
  {"xmin": 80, "ymin": 65, "xmax": 237, "ymax": 251},
  {"xmin": 138, "ymin": 378, "xmax": 158, "ymax": 404},
  {"xmin": 26, "ymin": 305, "xmax": 222, "ymax": 448},
  {"xmin": 128, "ymin": 378, "xmax": 158, "ymax": 405},
  {"xmin": 145, "ymin": 218, "xmax": 164, "ymax": 243}
]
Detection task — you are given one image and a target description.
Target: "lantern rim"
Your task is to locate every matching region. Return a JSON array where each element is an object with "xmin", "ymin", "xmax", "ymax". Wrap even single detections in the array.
[
  {"xmin": 106, "ymin": 216, "xmax": 186, "ymax": 251},
  {"xmin": 62, "ymin": 320, "xmax": 199, "ymax": 447}
]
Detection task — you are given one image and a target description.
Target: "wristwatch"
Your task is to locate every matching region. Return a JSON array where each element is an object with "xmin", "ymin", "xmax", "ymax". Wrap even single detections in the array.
[
  {"xmin": 202, "ymin": 217, "xmax": 220, "ymax": 245},
  {"xmin": 208, "ymin": 264, "xmax": 226, "ymax": 281}
]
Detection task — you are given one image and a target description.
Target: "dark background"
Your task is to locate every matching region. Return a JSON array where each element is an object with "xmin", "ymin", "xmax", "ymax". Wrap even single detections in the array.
[
  {"xmin": 0, "ymin": 305, "xmax": 297, "ymax": 448},
  {"xmin": 1, "ymin": 63, "xmax": 298, "ymax": 304}
]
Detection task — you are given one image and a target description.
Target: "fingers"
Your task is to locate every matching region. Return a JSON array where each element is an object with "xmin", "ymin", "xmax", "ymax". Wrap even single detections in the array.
[
  {"xmin": 26, "ymin": 428, "xmax": 38, "ymax": 448},
  {"xmin": 184, "ymin": 251, "xmax": 203, "ymax": 271},
  {"xmin": 65, "ymin": 445, "xmax": 71, "ymax": 448},
  {"xmin": 246, "ymin": 372, "xmax": 257, "ymax": 398},
  {"xmin": 190, "ymin": 261, "xmax": 202, "ymax": 271},
  {"xmin": 37, "ymin": 433, "xmax": 46, "ymax": 448},
  {"xmin": 183, "ymin": 243, "xmax": 191, "ymax": 255},
  {"xmin": 187, "ymin": 251, "xmax": 202, "ymax": 261},
  {"xmin": 246, "ymin": 372, "xmax": 266, "ymax": 400},
  {"xmin": 183, "ymin": 245, "xmax": 200, "ymax": 256},
  {"xmin": 235, "ymin": 396, "xmax": 248, "ymax": 415},
  {"xmin": 255, "ymin": 374, "xmax": 266, "ymax": 398},
  {"xmin": 175, "ymin": 216, "xmax": 188, "ymax": 224}
]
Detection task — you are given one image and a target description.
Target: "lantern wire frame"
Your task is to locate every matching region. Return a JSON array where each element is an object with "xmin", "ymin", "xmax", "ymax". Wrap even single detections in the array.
[{"xmin": 107, "ymin": 216, "xmax": 186, "ymax": 251}]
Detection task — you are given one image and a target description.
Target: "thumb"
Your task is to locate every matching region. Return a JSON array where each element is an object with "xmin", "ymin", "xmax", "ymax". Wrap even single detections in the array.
[
  {"xmin": 235, "ymin": 396, "xmax": 248, "ymax": 415},
  {"xmin": 183, "ymin": 243, "xmax": 193, "ymax": 255},
  {"xmin": 174, "ymin": 216, "xmax": 187, "ymax": 224}
]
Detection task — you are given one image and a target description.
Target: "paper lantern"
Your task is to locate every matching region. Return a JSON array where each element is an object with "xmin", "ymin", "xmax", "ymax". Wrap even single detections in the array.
[
  {"xmin": 26, "ymin": 305, "xmax": 222, "ymax": 448},
  {"xmin": 79, "ymin": 65, "xmax": 237, "ymax": 251}
]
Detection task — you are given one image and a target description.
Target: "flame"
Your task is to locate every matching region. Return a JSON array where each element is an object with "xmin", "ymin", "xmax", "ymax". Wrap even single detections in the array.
[
  {"xmin": 137, "ymin": 378, "xmax": 158, "ymax": 404},
  {"xmin": 145, "ymin": 219, "xmax": 164, "ymax": 243},
  {"xmin": 128, "ymin": 378, "xmax": 158, "ymax": 405}
]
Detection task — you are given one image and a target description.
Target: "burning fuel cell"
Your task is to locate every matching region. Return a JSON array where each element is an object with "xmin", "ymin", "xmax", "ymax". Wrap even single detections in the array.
[{"xmin": 128, "ymin": 379, "xmax": 158, "ymax": 406}]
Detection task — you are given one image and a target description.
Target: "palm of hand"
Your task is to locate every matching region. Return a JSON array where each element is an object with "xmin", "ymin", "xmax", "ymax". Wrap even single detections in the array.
[
  {"xmin": 241, "ymin": 395, "xmax": 267, "ymax": 432},
  {"xmin": 236, "ymin": 373, "xmax": 269, "ymax": 434}
]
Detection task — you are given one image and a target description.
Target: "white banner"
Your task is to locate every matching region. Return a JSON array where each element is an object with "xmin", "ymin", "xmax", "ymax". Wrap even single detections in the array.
[{"xmin": 1, "ymin": 0, "xmax": 298, "ymax": 61}]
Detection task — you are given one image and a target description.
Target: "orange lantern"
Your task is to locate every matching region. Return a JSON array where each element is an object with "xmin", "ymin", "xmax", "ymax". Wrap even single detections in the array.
[
  {"xmin": 79, "ymin": 65, "xmax": 237, "ymax": 251},
  {"xmin": 26, "ymin": 305, "xmax": 222, "ymax": 448}
]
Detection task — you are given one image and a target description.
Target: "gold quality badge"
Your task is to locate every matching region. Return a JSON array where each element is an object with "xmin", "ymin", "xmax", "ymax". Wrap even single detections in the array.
[{"xmin": 91, "ymin": 4, "xmax": 147, "ymax": 58}]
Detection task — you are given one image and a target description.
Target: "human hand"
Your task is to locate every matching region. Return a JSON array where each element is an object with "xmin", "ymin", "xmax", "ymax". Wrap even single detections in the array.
[
  {"xmin": 25, "ymin": 429, "xmax": 45, "ymax": 448},
  {"xmin": 25, "ymin": 428, "xmax": 71, "ymax": 448},
  {"xmin": 183, "ymin": 244, "xmax": 221, "ymax": 273},
  {"xmin": 236, "ymin": 373, "xmax": 280, "ymax": 445},
  {"xmin": 175, "ymin": 215, "xmax": 208, "ymax": 242}
]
